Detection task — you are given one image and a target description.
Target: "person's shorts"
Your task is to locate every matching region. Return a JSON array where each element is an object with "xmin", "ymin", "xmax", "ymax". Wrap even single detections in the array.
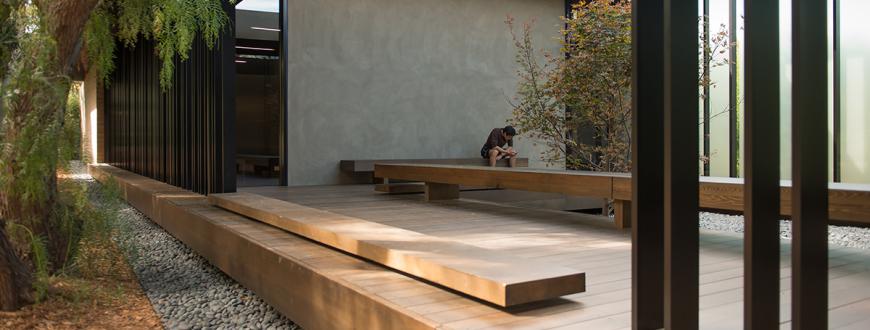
[{"xmin": 480, "ymin": 146, "xmax": 491, "ymax": 159}]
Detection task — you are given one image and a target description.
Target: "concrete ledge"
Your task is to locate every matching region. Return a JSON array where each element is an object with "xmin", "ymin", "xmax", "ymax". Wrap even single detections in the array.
[{"xmin": 88, "ymin": 164, "xmax": 439, "ymax": 330}]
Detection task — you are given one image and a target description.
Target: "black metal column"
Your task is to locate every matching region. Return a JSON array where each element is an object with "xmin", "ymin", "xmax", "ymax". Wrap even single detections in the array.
[
  {"xmin": 279, "ymin": 0, "xmax": 290, "ymax": 186},
  {"xmin": 702, "ymin": 0, "xmax": 711, "ymax": 177},
  {"xmin": 631, "ymin": 0, "xmax": 665, "ymax": 328},
  {"xmin": 728, "ymin": 0, "xmax": 739, "ymax": 177},
  {"xmin": 743, "ymin": 0, "xmax": 781, "ymax": 328},
  {"xmin": 832, "ymin": 0, "xmax": 841, "ymax": 183},
  {"xmin": 791, "ymin": 0, "xmax": 829, "ymax": 329},
  {"xmin": 219, "ymin": 0, "xmax": 237, "ymax": 193},
  {"xmin": 663, "ymin": 0, "xmax": 699, "ymax": 328}
]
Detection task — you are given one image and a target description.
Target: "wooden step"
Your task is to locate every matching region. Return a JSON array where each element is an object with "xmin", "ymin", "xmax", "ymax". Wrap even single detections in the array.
[
  {"xmin": 209, "ymin": 192, "xmax": 586, "ymax": 307},
  {"xmin": 374, "ymin": 183, "xmax": 496, "ymax": 194}
]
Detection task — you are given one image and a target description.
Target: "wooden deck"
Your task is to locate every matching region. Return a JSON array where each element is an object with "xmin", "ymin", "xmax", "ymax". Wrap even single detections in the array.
[
  {"xmin": 91, "ymin": 164, "xmax": 870, "ymax": 329},
  {"xmin": 243, "ymin": 184, "xmax": 870, "ymax": 329}
]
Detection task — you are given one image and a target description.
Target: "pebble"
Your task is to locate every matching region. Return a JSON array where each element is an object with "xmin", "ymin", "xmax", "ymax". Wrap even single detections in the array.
[
  {"xmin": 699, "ymin": 211, "xmax": 870, "ymax": 249},
  {"xmin": 70, "ymin": 162, "xmax": 301, "ymax": 330}
]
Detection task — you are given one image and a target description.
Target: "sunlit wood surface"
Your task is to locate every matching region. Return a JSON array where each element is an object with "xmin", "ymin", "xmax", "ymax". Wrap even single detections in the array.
[
  {"xmin": 208, "ymin": 192, "xmax": 586, "ymax": 307},
  {"xmin": 242, "ymin": 184, "xmax": 870, "ymax": 330}
]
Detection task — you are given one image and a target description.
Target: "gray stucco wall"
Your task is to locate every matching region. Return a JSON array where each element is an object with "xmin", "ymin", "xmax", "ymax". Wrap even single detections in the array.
[{"xmin": 284, "ymin": 0, "xmax": 564, "ymax": 185}]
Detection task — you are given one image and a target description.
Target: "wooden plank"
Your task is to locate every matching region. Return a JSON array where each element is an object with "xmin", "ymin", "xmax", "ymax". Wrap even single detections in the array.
[
  {"xmin": 375, "ymin": 164, "xmax": 615, "ymax": 199},
  {"xmin": 374, "ymin": 183, "xmax": 497, "ymax": 194},
  {"xmin": 425, "ymin": 183, "xmax": 460, "ymax": 201},
  {"xmin": 209, "ymin": 192, "xmax": 586, "ymax": 307},
  {"xmin": 617, "ymin": 176, "xmax": 869, "ymax": 225},
  {"xmin": 89, "ymin": 164, "xmax": 438, "ymax": 330},
  {"xmin": 341, "ymin": 157, "xmax": 529, "ymax": 173}
]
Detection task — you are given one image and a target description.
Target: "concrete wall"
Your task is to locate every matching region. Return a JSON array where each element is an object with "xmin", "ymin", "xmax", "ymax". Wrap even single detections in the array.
[
  {"xmin": 283, "ymin": 0, "xmax": 564, "ymax": 185},
  {"xmin": 81, "ymin": 68, "xmax": 104, "ymax": 163}
]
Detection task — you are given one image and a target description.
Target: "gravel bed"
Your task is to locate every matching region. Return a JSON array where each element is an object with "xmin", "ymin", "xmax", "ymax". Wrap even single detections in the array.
[
  {"xmin": 113, "ymin": 206, "xmax": 300, "ymax": 330},
  {"xmin": 699, "ymin": 212, "xmax": 870, "ymax": 250},
  {"xmin": 73, "ymin": 163, "xmax": 300, "ymax": 330}
]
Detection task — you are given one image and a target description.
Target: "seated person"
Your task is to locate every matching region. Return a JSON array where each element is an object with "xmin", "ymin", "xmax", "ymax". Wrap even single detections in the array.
[{"xmin": 480, "ymin": 126, "xmax": 518, "ymax": 167}]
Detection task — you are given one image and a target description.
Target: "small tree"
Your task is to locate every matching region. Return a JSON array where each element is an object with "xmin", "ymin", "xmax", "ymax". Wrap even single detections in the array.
[
  {"xmin": 508, "ymin": 0, "xmax": 632, "ymax": 172},
  {"xmin": 508, "ymin": 0, "xmax": 737, "ymax": 173}
]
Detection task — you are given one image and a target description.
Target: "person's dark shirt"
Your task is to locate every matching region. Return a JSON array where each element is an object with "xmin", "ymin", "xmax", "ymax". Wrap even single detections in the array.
[{"xmin": 483, "ymin": 128, "xmax": 512, "ymax": 150}]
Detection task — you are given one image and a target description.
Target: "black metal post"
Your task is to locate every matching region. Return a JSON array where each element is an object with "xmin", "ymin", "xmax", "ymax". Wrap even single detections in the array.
[
  {"xmin": 663, "ymin": 0, "xmax": 699, "ymax": 328},
  {"xmin": 631, "ymin": 0, "xmax": 665, "ymax": 328},
  {"xmin": 702, "ymin": 0, "xmax": 711, "ymax": 177},
  {"xmin": 791, "ymin": 0, "xmax": 829, "ymax": 329},
  {"xmin": 729, "ymin": 0, "xmax": 739, "ymax": 177},
  {"xmin": 280, "ymin": 0, "xmax": 290, "ymax": 186},
  {"xmin": 743, "ymin": 0, "xmax": 781, "ymax": 328}
]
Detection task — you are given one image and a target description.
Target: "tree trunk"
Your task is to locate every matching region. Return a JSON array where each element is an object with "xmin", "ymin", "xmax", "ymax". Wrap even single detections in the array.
[
  {"xmin": 0, "ymin": 223, "xmax": 34, "ymax": 311},
  {"xmin": 0, "ymin": 0, "xmax": 97, "ymax": 311}
]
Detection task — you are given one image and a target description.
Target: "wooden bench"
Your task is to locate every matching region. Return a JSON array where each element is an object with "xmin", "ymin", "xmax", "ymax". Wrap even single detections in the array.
[
  {"xmin": 612, "ymin": 176, "xmax": 870, "ymax": 227},
  {"xmin": 209, "ymin": 192, "xmax": 586, "ymax": 307},
  {"xmin": 374, "ymin": 164, "xmax": 870, "ymax": 229},
  {"xmin": 342, "ymin": 158, "xmax": 529, "ymax": 185},
  {"xmin": 340, "ymin": 157, "xmax": 529, "ymax": 173}
]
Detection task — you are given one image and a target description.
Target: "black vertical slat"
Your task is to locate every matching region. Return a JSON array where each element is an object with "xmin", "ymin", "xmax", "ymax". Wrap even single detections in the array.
[
  {"xmin": 663, "ymin": 0, "xmax": 699, "ymax": 328},
  {"xmin": 728, "ymin": 0, "xmax": 739, "ymax": 177},
  {"xmin": 743, "ymin": 0, "xmax": 781, "ymax": 328},
  {"xmin": 279, "ymin": 0, "xmax": 288, "ymax": 186},
  {"xmin": 832, "ymin": 0, "xmax": 841, "ymax": 182},
  {"xmin": 631, "ymin": 0, "xmax": 665, "ymax": 329},
  {"xmin": 702, "ymin": 0, "xmax": 711, "ymax": 177},
  {"xmin": 186, "ymin": 52, "xmax": 192, "ymax": 191},
  {"xmin": 221, "ymin": 0, "xmax": 237, "ymax": 193},
  {"xmin": 125, "ymin": 47, "xmax": 131, "ymax": 171},
  {"xmin": 133, "ymin": 45, "xmax": 139, "ymax": 174},
  {"xmin": 791, "ymin": 0, "xmax": 829, "ymax": 329},
  {"xmin": 137, "ymin": 45, "xmax": 143, "ymax": 175},
  {"xmin": 192, "ymin": 40, "xmax": 199, "ymax": 193}
]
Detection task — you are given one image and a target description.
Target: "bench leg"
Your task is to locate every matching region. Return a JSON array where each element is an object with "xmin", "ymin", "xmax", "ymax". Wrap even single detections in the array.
[
  {"xmin": 613, "ymin": 200, "xmax": 631, "ymax": 229},
  {"xmin": 425, "ymin": 183, "xmax": 460, "ymax": 201}
]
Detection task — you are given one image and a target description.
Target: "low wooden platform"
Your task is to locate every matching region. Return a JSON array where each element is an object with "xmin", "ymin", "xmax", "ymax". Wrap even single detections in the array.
[
  {"xmin": 247, "ymin": 184, "xmax": 870, "ymax": 329},
  {"xmin": 92, "ymin": 164, "xmax": 870, "ymax": 329},
  {"xmin": 209, "ymin": 192, "xmax": 586, "ymax": 306}
]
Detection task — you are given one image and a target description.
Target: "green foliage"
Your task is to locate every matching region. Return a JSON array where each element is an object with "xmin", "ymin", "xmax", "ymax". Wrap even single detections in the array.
[
  {"xmin": 68, "ymin": 177, "xmax": 127, "ymax": 280},
  {"xmin": 0, "ymin": 8, "xmax": 68, "ymax": 205},
  {"xmin": 7, "ymin": 223, "xmax": 50, "ymax": 302},
  {"xmin": 508, "ymin": 0, "xmax": 632, "ymax": 172},
  {"xmin": 0, "ymin": 1, "xmax": 21, "ymax": 84},
  {"xmin": 509, "ymin": 1, "xmax": 738, "ymax": 172},
  {"xmin": 59, "ymin": 83, "xmax": 83, "ymax": 168},
  {"xmin": 84, "ymin": 0, "xmax": 234, "ymax": 89},
  {"xmin": 505, "ymin": 16, "xmax": 565, "ymax": 166},
  {"xmin": 84, "ymin": 6, "xmax": 116, "ymax": 85}
]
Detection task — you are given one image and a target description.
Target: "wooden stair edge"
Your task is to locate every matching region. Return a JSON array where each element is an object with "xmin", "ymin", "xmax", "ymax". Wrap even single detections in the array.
[
  {"xmin": 374, "ymin": 183, "xmax": 498, "ymax": 194},
  {"xmin": 208, "ymin": 192, "xmax": 586, "ymax": 307}
]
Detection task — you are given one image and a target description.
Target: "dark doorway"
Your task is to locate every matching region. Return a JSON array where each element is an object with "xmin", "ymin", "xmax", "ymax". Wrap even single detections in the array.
[{"xmin": 234, "ymin": 0, "xmax": 282, "ymax": 187}]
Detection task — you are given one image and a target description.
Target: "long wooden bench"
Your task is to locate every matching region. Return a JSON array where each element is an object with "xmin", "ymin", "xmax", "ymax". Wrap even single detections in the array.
[
  {"xmin": 343, "ymin": 158, "xmax": 530, "ymax": 191},
  {"xmin": 374, "ymin": 164, "xmax": 870, "ymax": 229},
  {"xmin": 209, "ymin": 192, "xmax": 585, "ymax": 307},
  {"xmin": 340, "ymin": 157, "xmax": 529, "ymax": 173}
]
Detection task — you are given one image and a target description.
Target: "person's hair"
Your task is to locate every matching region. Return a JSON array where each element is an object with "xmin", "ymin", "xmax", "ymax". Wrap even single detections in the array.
[{"xmin": 503, "ymin": 126, "xmax": 517, "ymax": 136}]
